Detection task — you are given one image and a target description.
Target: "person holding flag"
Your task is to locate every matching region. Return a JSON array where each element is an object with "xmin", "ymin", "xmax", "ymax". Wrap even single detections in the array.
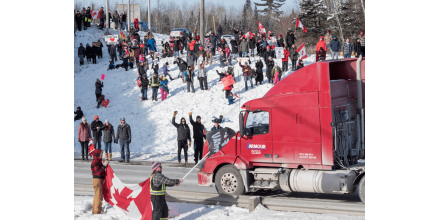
[
  {"xmin": 91, "ymin": 149, "xmax": 108, "ymax": 214},
  {"xmin": 150, "ymin": 162, "xmax": 183, "ymax": 220}
]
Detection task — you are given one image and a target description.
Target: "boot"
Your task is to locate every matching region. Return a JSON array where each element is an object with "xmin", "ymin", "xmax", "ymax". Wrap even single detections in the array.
[
  {"xmin": 185, "ymin": 161, "xmax": 188, "ymax": 166},
  {"xmin": 105, "ymin": 153, "xmax": 108, "ymax": 160},
  {"xmin": 86, "ymin": 155, "xmax": 88, "ymax": 160},
  {"xmin": 181, "ymin": 78, "xmax": 185, "ymax": 83},
  {"xmin": 82, "ymin": 155, "xmax": 84, "ymax": 160},
  {"xmin": 178, "ymin": 161, "xmax": 182, "ymax": 165},
  {"xmin": 109, "ymin": 153, "xmax": 112, "ymax": 161}
]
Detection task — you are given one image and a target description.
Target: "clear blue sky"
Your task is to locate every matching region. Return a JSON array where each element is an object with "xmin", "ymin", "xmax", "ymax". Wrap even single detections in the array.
[{"xmin": 186, "ymin": 0, "xmax": 298, "ymax": 10}]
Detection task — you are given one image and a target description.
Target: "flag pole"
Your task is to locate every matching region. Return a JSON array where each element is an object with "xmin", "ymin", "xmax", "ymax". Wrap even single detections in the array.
[{"xmin": 182, "ymin": 152, "xmax": 210, "ymax": 180}]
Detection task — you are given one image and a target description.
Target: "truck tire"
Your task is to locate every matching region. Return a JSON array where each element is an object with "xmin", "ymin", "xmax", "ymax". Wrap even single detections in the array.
[
  {"xmin": 215, "ymin": 165, "xmax": 245, "ymax": 195},
  {"xmin": 358, "ymin": 175, "xmax": 365, "ymax": 204}
]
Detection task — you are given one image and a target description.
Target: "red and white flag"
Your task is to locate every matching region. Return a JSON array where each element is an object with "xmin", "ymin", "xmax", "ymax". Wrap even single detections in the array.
[
  {"xmin": 257, "ymin": 21, "xmax": 266, "ymax": 34},
  {"xmin": 91, "ymin": 10, "xmax": 98, "ymax": 20},
  {"xmin": 295, "ymin": 18, "xmax": 307, "ymax": 33},
  {"xmin": 245, "ymin": 31, "xmax": 255, "ymax": 39},
  {"xmin": 88, "ymin": 138, "xmax": 95, "ymax": 157},
  {"xmin": 296, "ymin": 43, "xmax": 308, "ymax": 60},
  {"xmin": 103, "ymin": 165, "xmax": 152, "ymax": 220}
]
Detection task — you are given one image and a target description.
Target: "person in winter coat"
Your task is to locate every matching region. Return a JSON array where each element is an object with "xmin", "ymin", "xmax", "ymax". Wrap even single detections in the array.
[
  {"xmin": 223, "ymin": 71, "xmax": 234, "ymax": 99},
  {"xmin": 91, "ymin": 149, "xmax": 108, "ymax": 215},
  {"xmin": 134, "ymin": 46, "xmax": 142, "ymax": 64},
  {"xmin": 324, "ymin": 31, "xmax": 332, "ymax": 52},
  {"xmin": 282, "ymin": 46, "xmax": 290, "ymax": 72},
  {"xmin": 91, "ymin": 115, "xmax": 104, "ymax": 151},
  {"xmin": 159, "ymin": 76, "xmax": 169, "ymax": 101},
  {"xmin": 289, "ymin": 45, "xmax": 298, "ymax": 70},
  {"xmin": 75, "ymin": 11, "xmax": 83, "ymax": 31},
  {"xmin": 249, "ymin": 37, "xmax": 256, "ymax": 57},
  {"xmin": 96, "ymin": 41, "xmax": 103, "ymax": 59},
  {"xmin": 137, "ymin": 61, "xmax": 146, "ymax": 76},
  {"xmin": 204, "ymin": 39, "xmax": 214, "ymax": 65},
  {"xmin": 78, "ymin": 43, "xmax": 85, "ymax": 65},
  {"xmin": 85, "ymin": 43, "xmax": 92, "ymax": 63},
  {"xmin": 230, "ymin": 37, "xmax": 238, "ymax": 56},
  {"xmin": 271, "ymin": 63, "xmax": 282, "ymax": 82},
  {"xmin": 94, "ymin": 79, "xmax": 104, "ymax": 101},
  {"xmin": 196, "ymin": 61, "xmax": 208, "ymax": 90},
  {"xmin": 217, "ymin": 25, "xmax": 223, "ymax": 38},
  {"xmin": 74, "ymin": 106, "xmax": 84, "ymax": 121},
  {"xmin": 173, "ymin": 37, "xmax": 181, "ymax": 57},
  {"xmin": 91, "ymin": 43, "xmax": 98, "ymax": 64},
  {"xmin": 109, "ymin": 45, "xmax": 117, "ymax": 63},
  {"xmin": 140, "ymin": 74, "xmax": 149, "ymax": 101},
  {"xmin": 189, "ymin": 113, "xmax": 206, "ymax": 164},
  {"xmin": 122, "ymin": 54, "xmax": 129, "ymax": 71},
  {"xmin": 172, "ymin": 111, "xmax": 191, "ymax": 165},
  {"xmin": 255, "ymin": 59, "xmax": 264, "ymax": 85},
  {"xmin": 330, "ymin": 35, "xmax": 340, "ymax": 60},
  {"xmin": 184, "ymin": 66, "xmax": 196, "ymax": 93},
  {"xmin": 240, "ymin": 38, "xmax": 250, "ymax": 57},
  {"xmin": 318, "ymin": 47, "xmax": 326, "ymax": 61},
  {"xmin": 78, "ymin": 117, "xmax": 91, "ymax": 160},
  {"xmin": 186, "ymin": 51, "xmax": 196, "ymax": 71},
  {"xmin": 277, "ymin": 34, "xmax": 285, "ymax": 48},
  {"xmin": 216, "ymin": 68, "xmax": 226, "ymax": 81},
  {"xmin": 129, "ymin": 49, "xmax": 135, "ymax": 69},
  {"xmin": 113, "ymin": 11, "xmax": 119, "ymax": 30},
  {"xmin": 187, "ymin": 37, "xmax": 196, "ymax": 54},
  {"xmin": 150, "ymin": 162, "xmax": 183, "ymax": 220},
  {"xmin": 173, "ymin": 57, "xmax": 186, "ymax": 82},
  {"xmin": 228, "ymin": 93, "xmax": 235, "ymax": 105},
  {"xmin": 286, "ymin": 28, "xmax": 295, "ymax": 48},
  {"xmin": 121, "ymin": 12, "xmax": 127, "ymax": 31},
  {"xmin": 239, "ymin": 60, "xmax": 253, "ymax": 90},
  {"xmin": 102, "ymin": 119, "xmax": 115, "ymax": 161},
  {"xmin": 115, "ymin": 117, "xmax": 131, "ymax": 163},
  {"xmin": 147, "ymin": 36, "xmax": 156, "ymax": 52},
  {"xmin": 162, "ymin": 62, "xmax": 173, "ymax": 80},
  {"xmin": 297, "ymin": 59, "xmax": 304, "ymax": 70},
  {"xmin": 341, "ymin": 38, "xmax": 354, "ymax": 58},
  {"xmin": 211, "ymin": 118, "xmax": 223, "ymax": 131},
  {"xmin": 262, "ymin": 46, "xmax": 274, "ymax": 65},
  {"xmin": 354, "ymin": 38, "xmax": 362, "ymax": 58},
  {"xmin": 133, "ymin": 17, "xmax": 139, "ymax": 31},
  {"xmin": 359, "ymin": 30, "xmax": 365, "ymax": 57},
  {"xmin": 209, "ymin": 32, "xmax": 218, "ymax": 55},
  {"xmin": 149, "ymin": 72, "xmax": 160, "ymax": 101},
  {"xmin": 266, "ymin": 57, "xmax": 274, "ymax": 83},
  {"xmin": 315, "ymin": 36, "xmax": 327, "ymax": 62}
]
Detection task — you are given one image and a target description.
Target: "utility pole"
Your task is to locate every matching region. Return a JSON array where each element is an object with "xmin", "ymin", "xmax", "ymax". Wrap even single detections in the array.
[
  {"xmin": 105, "ymin": 0, "xmax": 110, "ymax": 35},
  {"xmin": 148, "ymin": 0, "xmax": 151, "ymax": 31},
  {"xmin": 200, "ymin": 0, "xmax": 204, "ymax": 46},
  {"xmin": 127, "ymin": 0, "xmax": 130, "ymax": 30}
]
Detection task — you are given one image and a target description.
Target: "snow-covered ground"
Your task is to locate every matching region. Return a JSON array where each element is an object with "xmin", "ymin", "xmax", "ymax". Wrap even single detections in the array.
[
  {"xmin": 74, "ymin": 25, "xmax": 320, "ymax": 162},
  {"xmin": 74, "ymin": 195, "xmax": 364, "ymax": 220}
]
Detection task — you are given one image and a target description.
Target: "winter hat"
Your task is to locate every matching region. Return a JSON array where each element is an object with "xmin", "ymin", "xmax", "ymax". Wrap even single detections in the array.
[
  {"xmin": 82, "ymin": 117, "xmax": 87, "ymax": 122},
  {"xmin": 320, "ymin": 36, "xmax": 324, "ymax": 39},
  {"xmin": 279, "ymin": 34, "xmax": 283, "ymax": 38},
  {"xmin": 94, "ymin": 115, "xmax": 99, "ymax": 120},
  {"xmin": 105, "ymin": 119, "xmax": 108, "ymax": 123},
  {"xmin": 152, "ymin": 162, "xmax": 161, "ymax": 171},
  {"xmin": 327, "ymin": 30, "xmax": 330, "ymax": 33},
  {"xmin": 196, "ymin": 115, "xmax": 201, "ymax": 119},
  {"xmin": 269, "ymin": 56, "xmax": 273, "ymax": 59},
  {"xmin": 120, "ymin": 117, "xmax": 125, "ymax": 121},
  {"xmin": 266, "ymin": 46, "xmax": 270, "ymax": 49},
  {"xmin": 169, "ymin": 36, "xmax": 172, "ymax": 39}
]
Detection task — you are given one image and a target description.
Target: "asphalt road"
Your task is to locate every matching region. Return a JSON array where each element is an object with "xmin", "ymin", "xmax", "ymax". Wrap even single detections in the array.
[{"xmin": 74, "ymin": 160, "xmax": 363, "ymax": 204}]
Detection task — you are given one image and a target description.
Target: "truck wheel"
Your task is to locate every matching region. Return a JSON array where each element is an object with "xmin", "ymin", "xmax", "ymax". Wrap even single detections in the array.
[
  {"xmin": 358, "ymin": 175, "xmax": 365, "ymax": 204},
  {"xmin": 215, "ymin": 165, "xmax": 245, "ymax": 195}
]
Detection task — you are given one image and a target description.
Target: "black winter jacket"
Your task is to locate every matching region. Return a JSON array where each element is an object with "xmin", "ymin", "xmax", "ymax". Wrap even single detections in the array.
[
  {"xmin": 286, "ymin": 31, "xmax": 295, "ymax": 44},
  {"xmin": 95, "ymin": 82, "xmax": 104, "ymax": 94},
  {"xmin": 78, "ymin": 46, "xmax": 85, "ymax": 56},
  {"xmin": 172, "ymin": 117, "xmax": 191, "ymax": 141},
  {"xmin": 262, "ymin": 50, "xmax": 274, "ymax": 64},
  {"xmin": 255, "ymin": 61, "xmax": 264, "ymax": 81},
  {"xmin": 91, "ymin": 120, "xmax": 104, "ymax": 138},
  {"xmin": 116, "ymin": 124, "xmax": 131, "ymax": 141},
  {"xmin": 189, "ymin": 115, "xmax": 206, "ymax": 141},
  {"xmin": 277, "ymin": 38, "xmax": 285, "ymax": 48},
  {"xmin": 141, "ymin": 77, "xmax": 149, "ymax": 90},
  {"xmin": 103, "ymin": 124, "xmax": 115, "ymax": 142},
  {"xmin": 230, "ymin": 40, "xmax": 238, "ymax": 54},
  {"xmin": 85, "ymin": 46, "xmax": 92, "ymax": 57}
]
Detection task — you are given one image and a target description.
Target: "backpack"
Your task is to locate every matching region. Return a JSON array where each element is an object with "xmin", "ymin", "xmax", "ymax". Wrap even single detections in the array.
[{"xmin": 249, "ymin": 69, "xmax": 257, "ymax": 78}]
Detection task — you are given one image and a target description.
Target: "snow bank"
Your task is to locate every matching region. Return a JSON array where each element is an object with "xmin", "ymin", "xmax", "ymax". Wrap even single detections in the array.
[
  {"xmin": 74, "ymin": 195, "xmax": 364, "ymax": 220},
  {"xmin": 74, "ymin": 26, "xmax": 317, "ymax": 162}
]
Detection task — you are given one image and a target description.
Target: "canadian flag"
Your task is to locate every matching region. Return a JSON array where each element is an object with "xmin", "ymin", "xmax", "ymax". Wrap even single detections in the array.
[
  {"xmin": 295, "ymin": 18, "xmax": 307, "ymax": 33},
  {"xmin": 103, "ymin": 165, "xmax": 152, "ymax": 220},
  {"xmin": 91, "ymin": 10, "xmax": 98, "ymax": 20},
  {"xmin": 88, "ymin": 138, "xmax": 95, "ymax": 157},
  {"xmin": 296, "ymin": 43, "xmax": 308, "ymax": 60},
  {"xmin": 245, "ymin": 31, "xmax": 255, "ymax": 39},
  {"xmin": 257, "ymin": 21, "xmax": 266, "ymax": 34}
]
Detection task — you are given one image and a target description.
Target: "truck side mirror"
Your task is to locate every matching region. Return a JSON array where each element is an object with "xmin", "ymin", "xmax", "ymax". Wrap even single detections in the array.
[{"xmin": 239, "ymin": 113, "xmax": 244, "ymax": 137}]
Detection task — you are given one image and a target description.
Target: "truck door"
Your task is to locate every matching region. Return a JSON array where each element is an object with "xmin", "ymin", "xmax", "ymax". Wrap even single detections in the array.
[{"xmin": 240, "ymin": 110, "xmax": 273, "ymax": 163}]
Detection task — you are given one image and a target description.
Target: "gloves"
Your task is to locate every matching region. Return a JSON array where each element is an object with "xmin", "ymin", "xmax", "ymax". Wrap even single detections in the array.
[
  {"xmin": 128, "ymin": 139, "xmax": 131, "ymax": 144},
  {"xmin": 78, "ymin": 139, "xmax": 81, "ymax": 143},
  {"xmin": 189, "ymin": 141, "xmax": 191, "ymax": 146},
  {"xmin": 103, "ymin": 160, "xmax": 108, "ymax": 167},
  {"xmin": 189, "ymin": 112, "xmax": 192, "ymax": 116},
  {"xmin": 173, "ymin": 111, "xmax": 178, "ymax": 117}
]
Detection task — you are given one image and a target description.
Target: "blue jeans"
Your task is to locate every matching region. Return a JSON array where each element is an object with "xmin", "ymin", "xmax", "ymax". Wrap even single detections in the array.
[
  {"xmin": 152, "ymin": 87, "xmax": 159, "ymax": 100},
  {"xmin": 142, "ymin": 89, "xmax": 148, "ymax": 99},
  {"xmin": 119, "ymin": 140, "xmax": 130, "ymax": 162},
  {"xmin": 327, "ymin": 44, "xmax": 331, "ymax": 52},
  {"xmin": 343, "ymin": 54, "xmax": 351, "ymax": 58},
  {"xmin": 121, "ymin": 21, "xmax": 127, "ymax": 31},
  {"xmin": 174, "ymin": 51, "xmax": 179, "ymax": 57},
  {"xmin": 104, "ymin": 142, "xmax": 112, "ymax": 153},
  {"xmin": 244, "ymin": 75, "xmax": 253, "ymax": 90},
  {"xmin": 242, "ymin": 52, "xmax": 248, "ymax": 57},
  {"xmin": 111, "ymin": 54, "xmax": 117, "ymax": 63}
]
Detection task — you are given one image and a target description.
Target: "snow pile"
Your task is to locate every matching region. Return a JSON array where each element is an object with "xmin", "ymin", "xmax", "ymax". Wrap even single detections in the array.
[
  {"xmin": 74, "ymin": 195, "xmax": 364, "ymax": 220},
  {"xmin": 74, "ymin": 26, "xmax": 317, "ymax": 162}
]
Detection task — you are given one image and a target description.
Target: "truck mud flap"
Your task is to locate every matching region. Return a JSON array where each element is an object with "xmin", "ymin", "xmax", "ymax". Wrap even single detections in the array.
[{"xmin": 197, "ymin": 172, "xmax": 213, "ymax": 186}]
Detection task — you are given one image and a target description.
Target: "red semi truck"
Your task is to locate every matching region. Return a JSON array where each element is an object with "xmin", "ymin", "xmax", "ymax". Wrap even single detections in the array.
[{"xmin": 197, "ymin": 57, "xmax": 366, "ymax": 203}]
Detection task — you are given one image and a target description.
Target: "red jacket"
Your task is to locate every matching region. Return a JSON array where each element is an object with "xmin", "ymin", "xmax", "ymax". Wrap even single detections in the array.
[
  {"xmin": 91, "ymin": 149, "xmax": 106, "ymax": 179},
  {"xmin": 134, "ymin": 19, "xmax": 139, "ymax": 29},
  {"xmin": 239, "ymin": 62, "xmax": 251, "ymax": 76},
  {"xmin": 223, "ymin": 75, "xmax": 233, "ymax": 90},
  {"xmin": 78, "ymin": 123, "xmax": 91, "ymax": 142},
  {"xmin": 315, "ymin": 40, "xmax": 327, "ymax": 52},
  {"xmin": 188, "ymin": 40, "xmax": 196, "ymax": 51},
  {"xmin": 282, "ymin": 49, "xmax": 290, "ymax": 62}
]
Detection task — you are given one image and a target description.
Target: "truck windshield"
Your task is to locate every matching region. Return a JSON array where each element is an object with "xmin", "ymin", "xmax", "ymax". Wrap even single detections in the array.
[{"xmin": 245, "ymin": 111, "xmax": 269, "ymax": 135}]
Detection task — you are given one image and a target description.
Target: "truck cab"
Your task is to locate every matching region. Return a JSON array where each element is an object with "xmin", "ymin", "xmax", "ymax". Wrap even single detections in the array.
[{"xmin": 198, "ymin": 57, "xmax": 366, "ymax": 203}]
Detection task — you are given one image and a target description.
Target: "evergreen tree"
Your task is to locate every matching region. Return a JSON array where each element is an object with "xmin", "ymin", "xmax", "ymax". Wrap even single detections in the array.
[
  {"xmin": 254, "ymin": 0, "xmax": 286, "ymax": 30},
  {"xmin": 253, "ymin": 5, "xmax": 259, "ymax": 33},
  {"xmin": 296, "ymin": 0, "xmax": 328, "ymax": 42},
  {"xmin": 163, "ymin": 14, "xmax": 171, "ymax": 34},
  {"xmin": 223, "ymin": 15, "xmax": 228, "ymax": 35}
]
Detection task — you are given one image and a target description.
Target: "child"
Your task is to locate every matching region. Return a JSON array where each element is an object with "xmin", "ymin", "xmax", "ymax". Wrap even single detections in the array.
[
  {"xmin": 122, "ymin": 54, "xmax": 129, "ymax": 71},
  {"xmin": 108, "ymin": 61, "xmax": 115, "ymax": 71},
  {"xmin": 297, "ymin": 59, "xmax": 304, "ymax": 70},
  {"xmin": 318, "ymin": 47, "xmax": 325, "ymax": 61},
  {"xmin": 228, "ymin": 93, "xmax": 235, "ymax": 105},
  {"xmin": 162, "ymin": 62, "xmax": 173, "ymax": 80},
  {"xmin": 159, "ymin": 76, "xmax": 169, "ymax": 101},
  {"xmin": 273, "ymin": 70, "xmax": 280, "ymax": 85},
  {"xmin": 97, "ymin": 95, "xmax": 105, "ymax": 108}
]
